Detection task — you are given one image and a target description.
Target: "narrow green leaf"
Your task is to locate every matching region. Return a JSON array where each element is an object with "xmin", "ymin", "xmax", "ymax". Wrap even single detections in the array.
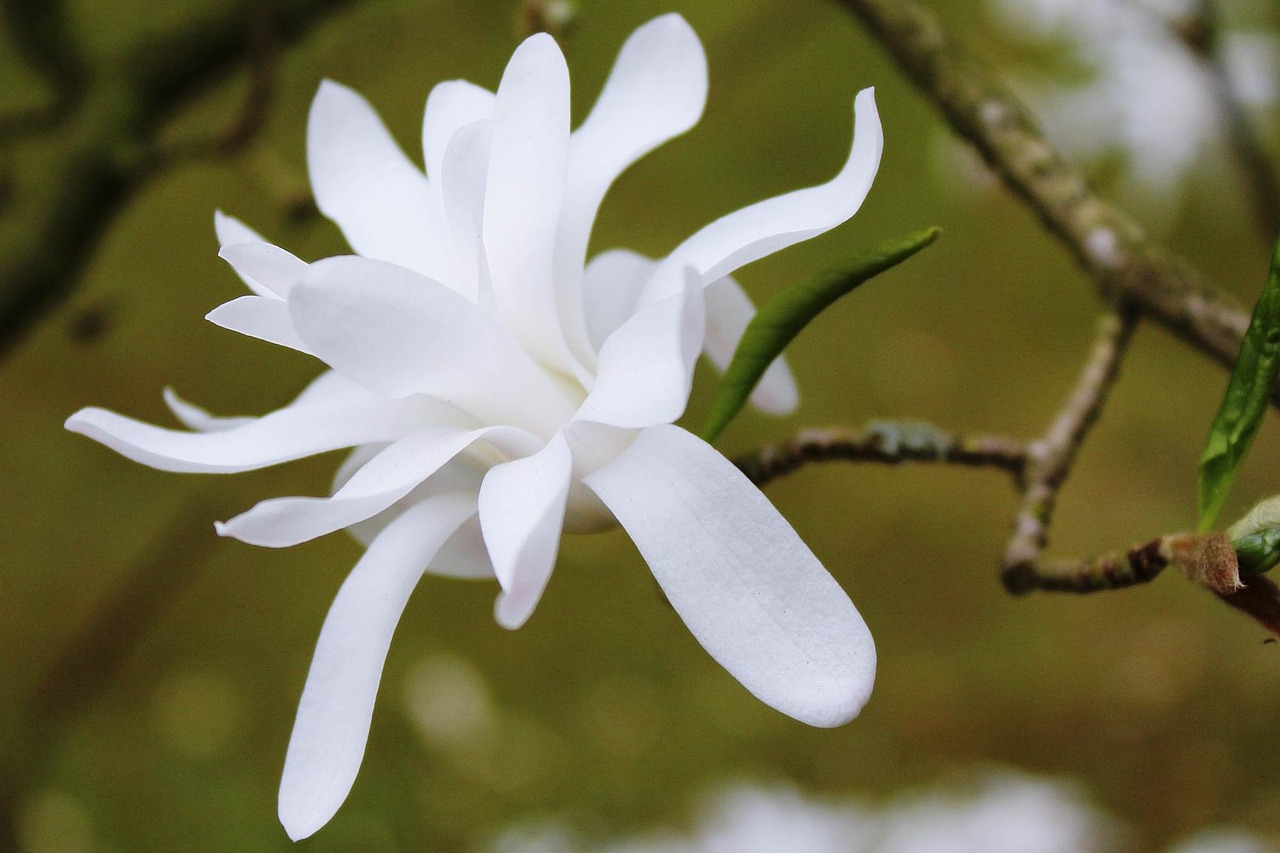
[
  {"xmin": 700, "ymin": 227, "xmax": 941, "ymax": 444},
  {"xmin": 1197, "ymin": 232, "xmax": 1280, "ymax": 531}
]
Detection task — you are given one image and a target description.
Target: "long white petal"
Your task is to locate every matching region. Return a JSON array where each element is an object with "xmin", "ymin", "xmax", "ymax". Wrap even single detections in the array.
[
  {"xmin": 278, "ymin": 494, "xmax": 475, "ymax": 841},
  {"xmin": 558, "ymin": 14, "xmax": 706, "ymax": 282},
  {"xmin": 163, "ymin": 388, "xmax": 255, "ymax": 432},
  {"xmin": 429, "ymin": 515, "xmax": 494, "ymax": 579},
  {"xmin": 575, "ymin": 267, "xmax": 704, "ymax": 429},
  {"xmin": 307, "ymin": 80, "xmax": 453, "ymax": 283},
  {"xmin": 483, "ymin": 33, "xmax": 576, "ymax": 373},
  {"xmin": 218, "ymin": 243, "xmax": 308, "ymax": 299},
  {"xmin": 644, "ymin": 88, "xmax": 883, "ymax": 304},
  {"xmin": 289, "ymin": 256, "xmax": 576, "ymax": 435},
  {"xmin": 422, "ymin": 79, "xmax": 495, "ymax": 184},
  {"xmin": 703, "ymin": 275, "xmax": 798, "ymax": 415},
  {"xmin": 477, "ymin": 432, "xmax": 572, "ymax": 629},
  {"xmin": 65, "ymin": 396, "xmax": 448, "ymax": 474},
  {"xmin": 214, "ymin": 211, "xmax": 275, "ymax": 298},
  {"xmin": 206, "ymin": 296, "xmax": 312, "ymax": 354},
  {"xmin": 584, "ymin": 424, "xmax": 875, "ymax": 727},
  {"xmin": 581, "ymin": 248, "xmax": 655, "ymax": 354},
  {"xmin": 440, "ymin": 119, "xmax": 494, "ymax": 301},
  {"xmin": 217, "ymin": 425, "xmax": 539, "ymax": 548}
]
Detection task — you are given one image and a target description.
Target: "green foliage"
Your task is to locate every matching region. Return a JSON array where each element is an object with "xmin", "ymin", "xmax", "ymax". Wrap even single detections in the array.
[
  {"xmin": 700, "ymin": 227, "xmax": 941, "ymax": 443},
  {"xmin": 1232, "ymin": 527, "xmax": 1280, "ymax": 575},
  {"xmin": 1197, "ymin": 232, "xmax": 1280, "ymax": 531}
]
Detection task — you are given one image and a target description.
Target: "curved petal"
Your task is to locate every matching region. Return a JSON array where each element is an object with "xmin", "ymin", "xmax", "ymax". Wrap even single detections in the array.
[
  {"xmin": 65, "ymin": 395, "xmax": 448, "ymax": 474},
  {"xmin": 214, "ymin": 211, "xmax": 275, "ymax": 298},
  {"xmin": 163, "ymin": 388, "xmax": 255, "ymax": 432},
  {"xmin": 581, "ymin": 248, "xmax": 655, "ymax": 353},
  {"xmin": 289, "ymin": 256, "xmax": 576, "ymax": 435},
  {"xmin": 423, "ymin": 79, "xmax": 495, "ymax": 184},
  {"xmin": 440, "ymin": 119, "xmax": 494, "ymax": 300},
  {"xmin": 290, "ymin": 369, "xmax": 381, "ymax": 409},
  {"xmin": 478, "ymin": 432, "xmax": 572, "ymax": 629},
  {"xmin": 584, "ymin": 424, "xmax": 876, "ymax": 728},
  {"xmin": 206, "ymin": 296, "xmax": 312, "ymax": 354},
  {"xmin": 217, "ymin": 425, "xmax": 539, "ymax": 548},
  {"xmin": 429, "ymin": 515, "xmax": 494, "ymax": 579},
  {"xmin": 307, "ymin": 80, "xmax": 452, "ymax": 283},
  {"xmin": 558, "ymin": 14, "xmax": 706, "ymax": 278},
  {"xmin": 483, "ymin": 33, "xmax": 576, "ymax": 372},
  {"xmin": 278, "ymin": 493, "xmax": 475, "ymax": 841},
  {"xmin": 218, "ymin": 243, "xmax": 307, "ymax": 299},
  {"xmin": 703, "ymin": 275, "xmax": 798, "ymax": 415},
  {"xmin": 574, "ymin": 267, "xmax": 704, "ymax": 429},
  {"xmin": 643, "ymin": 88, "xmax": 883, "ymax": 304}
]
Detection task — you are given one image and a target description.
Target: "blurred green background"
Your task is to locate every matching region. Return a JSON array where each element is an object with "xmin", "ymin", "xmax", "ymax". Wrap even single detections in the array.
[{"xmin": 3, "ymin": 0, "xmax": 1280, "ymax": 850}]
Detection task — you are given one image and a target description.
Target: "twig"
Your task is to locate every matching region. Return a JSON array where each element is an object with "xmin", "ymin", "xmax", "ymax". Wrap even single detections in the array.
[
  {"xmin": 1002, "ymin": 311, "xmax": 1138, "ymax": 592},
  {"xmin": 0, "ymin": 0, "xmax": 359, "ymax": 359},
  {"xmin": 734, "ymin": 420, "xmax": 1027, "ymax": 487},
  {"xmin": 832, "ymin": 0, "xmax": 1263, "ymax": 395},
  {"xmin": 1173, "ymin": 0, "xmax": 1280, "ymax": 243},
  {"xmin": 1010, "ymin": 537, "xmax": 1171, "ymax": 594}
]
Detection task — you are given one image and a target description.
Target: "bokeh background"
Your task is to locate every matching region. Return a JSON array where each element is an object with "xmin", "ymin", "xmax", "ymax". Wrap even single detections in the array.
[{"xmin": 4, "ymin": 0, "xmax": 1280, "ymax": 850}]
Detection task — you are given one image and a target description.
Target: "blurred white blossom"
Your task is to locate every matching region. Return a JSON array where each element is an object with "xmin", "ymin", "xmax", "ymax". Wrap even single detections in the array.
[
  {"xmin": 66, "ymin": 14, "xmax": 884, "ymax": 841},
  {"xmin": 985, "ymin": 0, "xmax": 1279, "ymax": 211}
]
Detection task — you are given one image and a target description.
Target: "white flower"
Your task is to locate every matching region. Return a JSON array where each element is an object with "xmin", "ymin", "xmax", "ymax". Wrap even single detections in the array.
[{"xmin": 65, "ymin": 14, "xmax": 881, "ymax": 841}]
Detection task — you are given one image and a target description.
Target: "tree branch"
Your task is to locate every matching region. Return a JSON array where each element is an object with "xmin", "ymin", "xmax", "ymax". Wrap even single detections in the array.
[
  {"xmin": 1002, "ymin": 310, "xmax": 1137, "ymax": 592},
  {"xmin": 832, "ymin": 0, "xmax": 1262, "ymax": 392},
  {"xmin": 0, "ymin": 0, "xmax": 359, "ymax": 359},
  {"xmin": 1174, "ymin": 0, "xmax": 1280, "ymax": 243},
  {"xmin": 734, "ymin": 420, "xmax": 1027, "ymax": 487}
]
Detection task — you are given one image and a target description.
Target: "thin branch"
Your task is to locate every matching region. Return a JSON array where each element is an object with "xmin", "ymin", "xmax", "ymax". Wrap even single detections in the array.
[
  {"xmin": 1010, "ymin": 537, "xmax": 1171, "ymax": 594},
  {"xmin": 733, "ymin": 420, "xmax": 1027, "ymax": 487},
  {"xmin": 1002, "ymin": 311, "xmax": 1138, "ymax": 592},
  {"xmin": 832, "ymin": 0, "xmax": 1265, "ymax": 395},
  {"xmin": 1173, "ymin": 0, "xmax": 1280, "ymax": 243},
  {"xmin": 0, "ymin": 0, "xmax": 359, "ymax": 359}
]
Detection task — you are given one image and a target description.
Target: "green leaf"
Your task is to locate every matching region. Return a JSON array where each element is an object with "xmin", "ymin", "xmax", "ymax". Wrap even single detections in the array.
[
  {"xmin": 1232, "ymin": 527, "xmax": 1280, "ymax": 575},
  {"xmin": 1197, "ymin": 232, "xmax": 1280, "ymax": 531},
  {"xmin": 700, "ymin": 227, "xmax": 941, "ymax": 444}
]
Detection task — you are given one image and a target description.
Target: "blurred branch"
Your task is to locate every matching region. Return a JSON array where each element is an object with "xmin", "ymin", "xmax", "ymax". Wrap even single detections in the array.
[
  {"xmin": 0, "ymin": 0, "xmax": 87, "ymax": 108},
  {"xmin": 1001, "ymin": 311, "xmax": 1137, "ymax": 592},
  {"xmin": 0, "ymin": 0, "xmax": 357, "ymax": 359},
  {"xmin": 832, "ymin": 0, "xmax": 1266, "ymax": 394},
  {"xmin": 1174, "ymin": 0, "xmax": 1280, "ymax": 243},
  {"xmin": 734, "ymin": 420, "xmax": 1026, "ymax": 486}
]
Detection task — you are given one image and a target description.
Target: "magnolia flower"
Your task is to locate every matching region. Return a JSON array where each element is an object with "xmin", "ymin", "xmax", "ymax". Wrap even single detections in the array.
[{"xmin": 65, "ymin": 14, "xmax": 881, "ymax": 840}]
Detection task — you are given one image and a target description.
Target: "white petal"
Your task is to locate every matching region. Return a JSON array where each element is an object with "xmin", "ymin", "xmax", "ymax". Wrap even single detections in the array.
[
  {"xmin": 214, "ymin": 211, "xmax": 275, "ymax": 298},
  {"xmin": 206, "ymin": 295, "xmax": 312, "ymax": 354},
  {"xmin": 703, "ymin": 275, "xmax": 798, "ymax": 415},
  {"xmin": 581, "ymin": 248, "xmax": 655, "ymax": 353},
  {"xmin": 290, "ymin": 370, "xmax": 381, "ymax": 408},
  {"xmin": 478, "ymin": 432, "xmax": 572, "ymax": 629},
  {"xmin": 575, "ymin": 267, "xmax": 705, "ymax": 429},
  {"xmin": 307, "ymin": 80, "xmax": 452, "ymax": 282},
  {"xmin": 644, "ymin": 88, "xmax": 883, "ymax": 303},
  {"xmin": 289, "ymin": 256, "xmax": 576, "ymax": 435},
  {"xmin": 558, "ymin": 14, "xmax": 706, "ymax": 277},
  {"xmin": 440, "ymin": 119, "xmax": 494, "ymax": 300},
  {"xmin": 584, "ymin": 424, "xmax": 875, "ymax": 727},
  {"xmin": 217, "ymin": 425, "xmax": 538, "ymax": 547},
  {"xmin": 218, "ymin": 243, "xmax": 308, "ymax": 299},
  {"xmin": 423, "ymin": 79, "xmax": 495, "ymax": 184},
  {"xmin": 163, "ymin": 388, "xmax": 255, "ymax": 432},
  {"xmin": 65, "ymin": 396, "xmax": 447, "ymax": 474},
  {"xmin": 483, "ymin": 33, "xmax": 576, "ymax": 372},
  {"xmin": 278, "ymin": 494, "xmax": 474, "ymax": 841},
  {"xmin": 430, "ymin": 515, "xmax": 494, "ymax": 579}
]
